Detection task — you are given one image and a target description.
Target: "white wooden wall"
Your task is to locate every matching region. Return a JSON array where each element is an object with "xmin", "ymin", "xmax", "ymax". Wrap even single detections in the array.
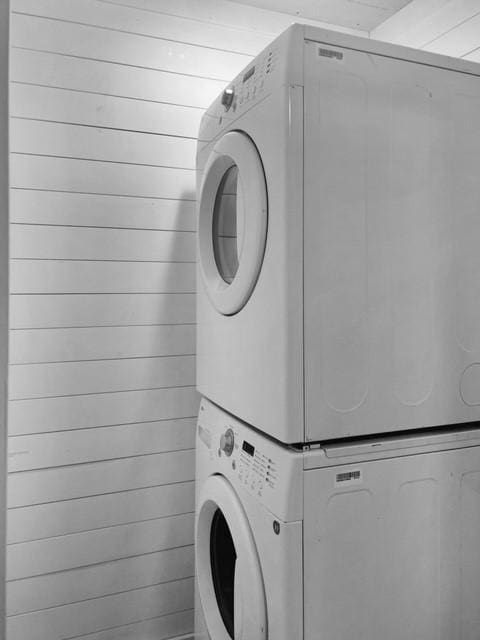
[
  {"xmin": 371, "ymin": 0, "xmax": 480, "ymax": 60},
  {"xmin": 7, "ymin": 1, "xmax": 364, "ymax": 638},
  {"xmin": 1, "ymin": 2, "xmax": 9, "ymax": 637}
]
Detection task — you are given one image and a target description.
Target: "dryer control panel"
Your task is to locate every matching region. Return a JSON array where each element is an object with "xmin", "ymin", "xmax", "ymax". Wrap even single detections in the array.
[{"xmin": 197, "ymin": 398, "xmax": 303, "ymax": 522}]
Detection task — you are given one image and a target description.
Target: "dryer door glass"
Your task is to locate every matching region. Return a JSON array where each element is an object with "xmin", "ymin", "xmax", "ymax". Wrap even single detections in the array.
[
  {"xmin": 199, "ymin": 131, "xmax": 267, "ymax": 315},
  {"xmin": 196, "ymin": 475, "xmax": 267, "ymax": 640},
  {"xmin": 212, "ymin": 165, "xmax": 241, "ymax": 285},
  {"xmin": 210, "ymin": 508, "xmax": 236, "ymax": 637}
]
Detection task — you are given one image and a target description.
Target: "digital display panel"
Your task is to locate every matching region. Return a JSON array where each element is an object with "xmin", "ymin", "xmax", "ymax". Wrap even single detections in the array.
[
  {"xmin": 242, "ymin": 440, "xmax": 255, "ymax": 456},
  {"xmin": 243, "ymin": 66, "xmax": 255, "ymax": 83}
]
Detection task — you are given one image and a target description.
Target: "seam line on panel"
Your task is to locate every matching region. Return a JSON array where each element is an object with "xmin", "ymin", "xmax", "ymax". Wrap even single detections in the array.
[
  {"xmin": 7, "ymin": 510, "xmax": 195, "ymax": 545},
  {"xmin": 6, "ymin": 544, "xmax": 194, "ymax": 583},
  {"xmin": 11, "ymin": 151, "xmax": 196, "ymax": 171},
  {"xmin": 11, "ymin": 224, "xmax": 196, "ymax": 234},
  {"xmin": 11, "ymin": 116, "xmax": 199, "ymax": 140},
  {"xmin": 10, "ymin": 81, "xmax": 208, "ymax": 110},
  {"xmin": 8, "ymin": 414, "xmax": 198, "ymax": 437},
  {"xmin": 6, "ymin": 574, "xmax": 195, "ymax": 617},
  {"xmin": 12, "ymin": 10, "xmax": 255, "ymax": 57},
  {"xmin": 9, "ymin": 383, "xmax": 196, "ymax": 402},
  {"xmin": 8, "ymin": 448, "xmax": 195, "ymax": 477},
  {"xmin": 11, "ymin": 46, "xmax": 232, "ymax": 82},
  {"xmin": 9, "ymin": 353, "xmax": 196, "ymax": 366},
  {"xmin": 96, "ymin": 0, "xmax": 276, "ymax": 37},
  {"xmin": 10, "ymin": 187, "xmax": 196, "ymax": 201},
  {"xmin": 62, "ymin": 607, "xmax": 194, "ymax": 640},
  {"xmin": 7, "ymin": 479, "xmax": 195, "ymax": 510},
  {"xmin": 6, "ymin": 578, "xmax": 193, "ymax": 617},
  {"xmin": 10, "ymin": 323, "xmax": 196, "ymax": 330}
]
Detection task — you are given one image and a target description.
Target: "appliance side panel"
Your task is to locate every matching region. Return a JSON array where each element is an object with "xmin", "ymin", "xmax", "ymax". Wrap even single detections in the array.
[
  {"xmin": 304, "ymin": 38, "xmax": 480, "ymax": 440},
  {"xmin": 303, "ymin": 446, "xmax": 480, "ymax": 640}
]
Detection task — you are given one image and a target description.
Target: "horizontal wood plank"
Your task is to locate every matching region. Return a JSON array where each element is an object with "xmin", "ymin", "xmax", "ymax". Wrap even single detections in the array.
[
  {"xmin": 9, "ymin": 386, "xmax": 199, "ymax": 434},
  {"xmin": 6, "ymin": 577, "xmax": 194, "ymax": 640},
  {"xmin": 104, "ymin": 0, "xmax": 365, "ymax": 35},
  {"xmin": 12, "ymin": 0, "xmax": 272, "ymax": 55},
  {"xmin": 10, "ymin": 324, "xmax": 195, "ymax": 363},
  {"xmin": 10, "ymin": 190, "xmax": 196, "ymax": 230},
  {"xmin": 10, "ymin": 260, "xmax": 195, "ymax": 294},
  {"xmin": 10, "ymin": 354, "xmax": 195, "ymax": 399},
  {"xmin": 11, "ymin": 154, "xmax": 196, "ymax": 199},
  {"xmin": 11, "ymin": 225, "xmax": 195, "ymax": 262},
  {"xmin": 9, "ymin": 293, "xmax": 196, "ymax": 328},
  {"xmin": 8, "ymin": 481, "xmax": 194, "ymax": 543},
  {"xmin": 7, "ymin": 545, "xmax": 194, "ymax": 615},
  {"xmin": 11, "ymin": 13, "xmax": 251, "ymax": 80},
  {"xmin": 66, "ymin": 609, "xmax": 194, "ymax": 640},
  {"xmin": 11, "ymin": 83, "xmax": 203, "ymax": 139},
  {"xmin": 423, "ymin": 12, "xmax": 480, "ymax": 57},
  {"xmin": 10, "ymin": 48, "xmax": 225, "ymax": 108},
  {"xmin": 7, "ymin": 512, "xmax": 194, "ymax": 579},
  {"xmin": 9, "ymin": 445, "xmax": 195, "ymax": 501},
  {"xmin": 10, "ymin": 116, "xmax": 199, "ymax": 165}
]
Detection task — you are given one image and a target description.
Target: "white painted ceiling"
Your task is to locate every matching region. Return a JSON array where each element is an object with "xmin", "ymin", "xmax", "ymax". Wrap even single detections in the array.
[{"xmin": 228, "ymin": 0, "xmax": 414, "ymax": 31}]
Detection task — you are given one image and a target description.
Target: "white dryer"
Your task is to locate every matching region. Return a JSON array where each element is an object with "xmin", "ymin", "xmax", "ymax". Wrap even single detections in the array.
[
  {"xmin": 196, "ymin": 24, "xmax": 480, "ymax": 444},
  {"xmin": 195, "ymin": 398, "xmax": 480, "ymax": 640}
]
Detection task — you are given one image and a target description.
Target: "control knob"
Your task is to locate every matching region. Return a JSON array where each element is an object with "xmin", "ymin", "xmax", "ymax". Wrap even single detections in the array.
[
  {"xmin": 221, "ymin": 88, "xmax": 234, "ymax": 111},
  {"xmin": 220, "ymin": 428, "xmax": 235, "ymax": 456}
]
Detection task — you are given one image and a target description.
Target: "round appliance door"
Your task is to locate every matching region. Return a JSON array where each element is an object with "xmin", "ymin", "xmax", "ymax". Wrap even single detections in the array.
[
  {"xmin": 198, "ymin": 131, "xmax": 267, "ymax": 315},
  {"xmin": 196, "ymin": 475, "xmax": 267, "ymax": 640}
]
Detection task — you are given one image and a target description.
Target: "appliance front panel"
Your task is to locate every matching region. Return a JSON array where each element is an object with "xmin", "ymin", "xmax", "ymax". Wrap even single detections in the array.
[
  {"xmin": 303, "ymin": 445, "xmax": 480, "ymax": 640},
  {"xmin": 197, "ymin": 85, "xmax": 305, "ymax": 444},
  {"xmin": 304, "ymin": 38, "xmax": 480, "ymax": 440}
]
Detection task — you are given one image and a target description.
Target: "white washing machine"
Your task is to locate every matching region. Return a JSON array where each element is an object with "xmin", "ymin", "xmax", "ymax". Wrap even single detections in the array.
[
  {"xmin": 196, "ymin": 24, "xmax": 480, "ymax": 444},
  {"xmin": 195, "ymin": 398, "xmax": 480, "ymax": 640}
]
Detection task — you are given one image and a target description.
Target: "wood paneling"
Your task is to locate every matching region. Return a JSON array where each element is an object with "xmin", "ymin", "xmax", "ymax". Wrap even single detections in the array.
[
  {"xmin": 7, "ymin": 577, "xmax": 194, "ymax": 640},
  {"xmin": 10, "ymin": 260, "xmax": 195, "ymax": 294},
  {"xmin": 10, "ymin": 190, "xmax": 196, "ymax": 230},
  {"xmin": 0, "ymin": 1, "xmax": 9, "ymax": 634},
  {"xmin": 8, "ymin": 0, "xmax": 358, "ymax": 637},
  {"xmin": 8, "ymin": 512, "xmax": 195, "ymax": 579},
  {"xmin": 11, "ymin": 13, "xmax": 251, "ymax": 80},
  {"xmin": 10, "ymin": 117, "xmax": 198, "ymax": 165},
  {"xmin": 7, "ymin": 545, "xmax": 194, "ymax": 615},
  {"xmin": 8, "ymin": 481, "xmax": 194, "ymax": 543},
  {"xmin": 9, "ymin": 446, "xmax": 195, "ymax": 500},
  {"xmin": 9, "ymin": 293, "xmax": 196, "ymax": 328},
  {"xmin": 10, "ymin": 325, "xmax": 195, "ymax": 363},
  {"xmin": 10, "ymin": 49, "xmax": 225, "ymax": 109},
  {"xmin": 11, "ymin": 155, "xmax": 196, "ymax": 199},
  {"xmin": 371, "ymin": 0, "xmax": 480, "ymax": 61},
  {"xmin": 9, "ymin": 386, "xmax": 199, "ymax": 434},
  {"xmin": 9, "ymin": 355, "xmax": 195, "ymax": 399},
  {"xmin": 11, "ymin": 225, "xmax": 195, "ymax": 262},
  {"xmin": 12, "ymin": 84, "xmax": 202, "ymax": 138},
  {"xmin": 65, "ymin": 610, "xmax": 194, "ymax": 640}
]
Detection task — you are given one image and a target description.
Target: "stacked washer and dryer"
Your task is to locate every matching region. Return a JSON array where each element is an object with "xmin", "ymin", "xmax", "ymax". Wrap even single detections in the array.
[{"xmin": 195, "ymin": 24, "xmax": 480, "ymax": 640}]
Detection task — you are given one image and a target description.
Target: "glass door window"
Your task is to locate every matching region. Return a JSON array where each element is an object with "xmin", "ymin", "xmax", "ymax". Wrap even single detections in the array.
[
  {"xmin": 198, "ymin": 131, "xmax": 267, "ymax": 315},
  {"xmin": 196, "ymin": 475, "xmax": 267, "ymax": 639}
]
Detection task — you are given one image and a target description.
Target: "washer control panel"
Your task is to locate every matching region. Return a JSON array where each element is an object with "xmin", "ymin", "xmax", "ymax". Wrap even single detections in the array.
[
  {"xmin": 238, "ymin": 437, "xmax": 278, "ymax": 498},
  {"xmin": 198, "ymin": 398, "xmax": 303, "ymax": 521},
  {"xmin": 231, "ymin": 47, "xmax": 279, "ymax": 113}
]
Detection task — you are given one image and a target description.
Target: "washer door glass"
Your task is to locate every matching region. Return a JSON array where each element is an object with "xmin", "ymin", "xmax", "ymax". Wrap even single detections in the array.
[
  {"xmin": 198, "ymin": 131, "xmax": 267, "ymax": 315},
  {"xmin": 196, "ymin": 475, "xmax": 267, "ymax": 640}
]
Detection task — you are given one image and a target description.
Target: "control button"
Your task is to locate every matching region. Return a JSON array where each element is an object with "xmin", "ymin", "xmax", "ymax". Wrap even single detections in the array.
[
  {"xmin": 220, "ymin": 428, "xmax": 235, "ymax": 456},
  {"xmin": 221, "ymin": 88, "xmax": 235, "ymax": 111}
]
